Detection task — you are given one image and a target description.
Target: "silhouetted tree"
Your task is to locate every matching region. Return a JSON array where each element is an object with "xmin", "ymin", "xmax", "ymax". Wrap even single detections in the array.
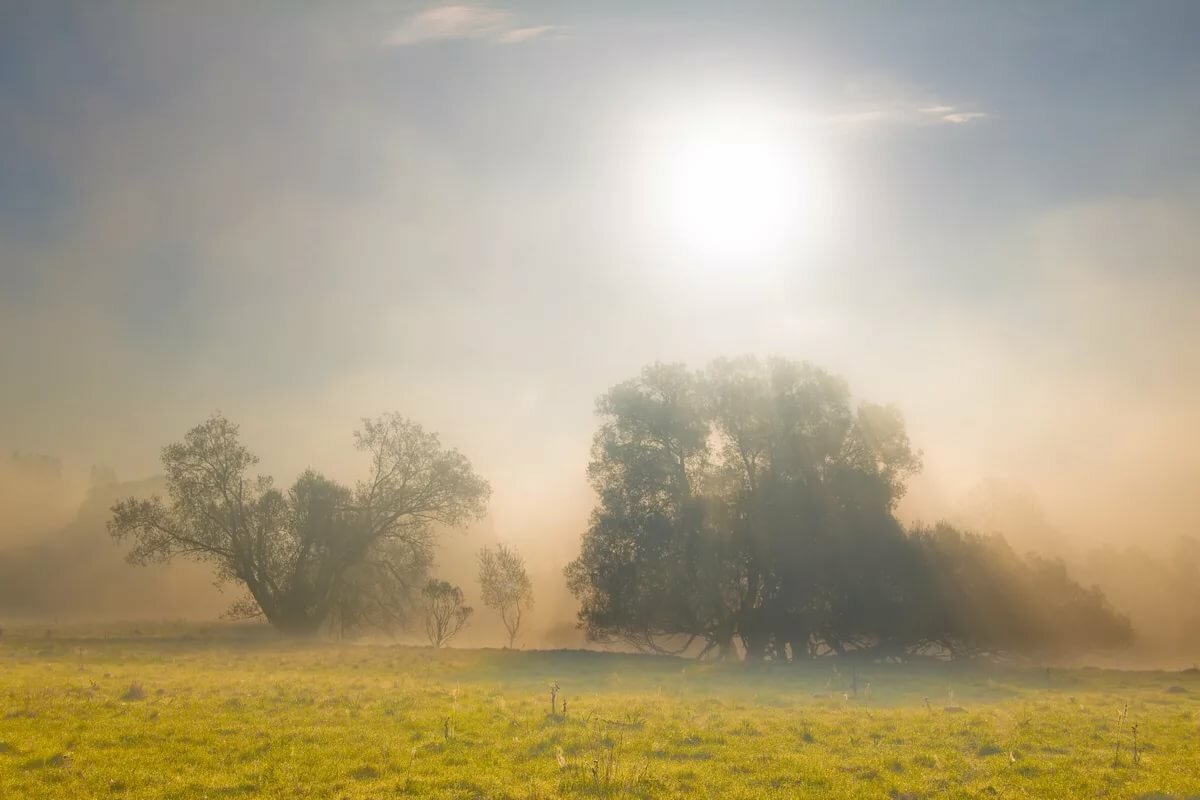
[
  {"xmin": 478, "ymin": 543, "xmax": 533, "ymax": 647},
  {"xmin": 567, "ymin": 358, "xmax": 922, "ymax": 659},
  {"xmin": 421, "ymin": 579, "xmax": 473, "ymax": 647},
  {"xmin": 567, "ymin": 357, "xmax": 1126, "ymax": 661},
  {"xmin": 705, "ymin": 357, "xmax": 922, "ymax": 660},
  {"xmin": 565, "ymin": 363, "xmax": 722, "ymax": 655},
  {"xmin": 109, "ymin": 413, "xmax": 489, "ymax": 636}
]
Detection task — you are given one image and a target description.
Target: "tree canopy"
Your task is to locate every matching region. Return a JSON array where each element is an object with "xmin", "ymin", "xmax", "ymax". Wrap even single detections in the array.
[
  {"xmin": 906, "ymin": 523, "xmax": 1132, "ymax": 658},
  {"xmin": 109, "ymin": 413, "xmax": 489, "ymax": 636},
  {"xmin": 566, "ymin": 357, "xmax": 1128, "ymax": 660}
]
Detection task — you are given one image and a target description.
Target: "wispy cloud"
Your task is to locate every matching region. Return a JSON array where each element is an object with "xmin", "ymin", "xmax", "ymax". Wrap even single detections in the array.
[
  {"xmin": 921, "ymin": 106, "xmax": 989, "ymax": 124},
  {"xmin": 496, "ymin": 25, "xmax": 556, "ymax": 44},
  {"xmin": 820, "ymin": 101, "xmax": 990, "ymax": 129},
  {"xmin": 388, "ymin": 5, "xmax": 557, "ymax": 46}
]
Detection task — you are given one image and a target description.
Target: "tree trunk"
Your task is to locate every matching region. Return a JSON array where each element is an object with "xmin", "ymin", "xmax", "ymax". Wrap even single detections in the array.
[
  {"xmin": 717, "ymin": 636, "xmax": 738, "ymax": 661},
  {"xmin": 267, "ymin": 608, "xmax": 324, "ymax": 637},
  {"xmin": 743, "ymin": 633, "xmax": 767, "ymax": 662}
]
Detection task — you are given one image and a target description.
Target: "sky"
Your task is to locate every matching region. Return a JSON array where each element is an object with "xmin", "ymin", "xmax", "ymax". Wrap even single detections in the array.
[{"xmin": 2, "ymin": 1, "xmax": 1199, "ymax": 565}]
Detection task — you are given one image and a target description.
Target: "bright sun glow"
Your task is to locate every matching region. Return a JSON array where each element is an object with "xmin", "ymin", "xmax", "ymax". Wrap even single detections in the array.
[{"xmin": 639, "ymin": 102, "xmax": 832, "ymax": 261}]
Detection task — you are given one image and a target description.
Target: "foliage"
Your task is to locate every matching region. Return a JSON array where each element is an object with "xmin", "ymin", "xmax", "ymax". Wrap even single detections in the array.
[
  {"xmin": 421, "ymin": 579, "xmax": 473, "ymax": 647},
  {"xmin": 567, "ymin": 357, "xmax": 1125, "ymax": 661},
  {"xmin": 907, "ymin": 522, "xmax": 1133, "ymax": 657},
  {"xmin": 567, "ymin": 358, "xmax": 922, "ymax": 659},
  {"xmin": 477, "ymin": 544, "xmax": 533, "ymax": 647},
  {"xmin": 108, "ymin": 413, "xmax": 489, "ymax": 636}
]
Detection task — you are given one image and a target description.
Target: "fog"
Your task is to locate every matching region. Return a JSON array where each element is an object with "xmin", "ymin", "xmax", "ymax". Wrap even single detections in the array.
[{"xmin": 1, "ymin": 4, "xmax": 1197, "ymax": 654}]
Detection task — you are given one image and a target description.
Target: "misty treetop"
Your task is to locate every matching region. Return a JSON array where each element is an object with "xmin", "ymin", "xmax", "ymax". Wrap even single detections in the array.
[
  {"xmin": 566, "ymin": 357, "xmax": 1130, "ymax": 661},
  {"xmin": 108, "ymin": 412, "xmax": 490, "ymax": 636}
]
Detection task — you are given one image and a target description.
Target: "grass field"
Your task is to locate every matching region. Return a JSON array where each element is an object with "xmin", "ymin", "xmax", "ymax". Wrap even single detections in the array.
[{"xmin": 2, "ymin": 630, "xmax": 1199, "ymax": 799}]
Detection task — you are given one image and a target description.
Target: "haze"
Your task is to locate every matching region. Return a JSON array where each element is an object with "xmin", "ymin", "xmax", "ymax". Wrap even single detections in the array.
[{"xmin": 2, "ymin": 2, "xmax": 1199, "ymax": 646}]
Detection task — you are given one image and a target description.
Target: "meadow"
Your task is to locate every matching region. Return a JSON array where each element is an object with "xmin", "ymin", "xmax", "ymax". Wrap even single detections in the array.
[{"xmin": 2, "ymin": 628, "xmax": 1199, "ymax": 799}]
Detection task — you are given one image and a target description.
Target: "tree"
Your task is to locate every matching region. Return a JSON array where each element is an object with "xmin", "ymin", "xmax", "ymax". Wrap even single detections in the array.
[
  {"xmin": 564, "ymin": 363, "xmax": 724, "ymax": 656},
  {"xmin": 906, "ymin": 522, "xmax": 1132, "ymax": 657},
  {"xmin": 704, "ymin": 357, "xmax": 923, "ymax": 660},
  {"xmin": 567, "ymin": 357, "xmax": 1132, "ymax": 661},
  {"xmin": 108, "ymin": 413, "xmax": 490, "ymax": 636},
  {"xmin": 566, "ymin": 357, "xmax": 922, "ymax": 660},
  {"xmin": 421, "ymin": 579, "xmax": 472, "ymax": 647},
  {"xmin": 327, "ymin": 538, "xmax": 434, "ymax": 639},
  {"xmin": 477, "ymin": 544, "xmax": 533, "ymax": 648}
]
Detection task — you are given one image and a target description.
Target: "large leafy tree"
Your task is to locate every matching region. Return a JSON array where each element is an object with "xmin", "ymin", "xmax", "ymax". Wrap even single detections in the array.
[
  {"xmin": 568, "ymin": 357, "xmax": 1127, "ymax": 661},
  {"xmin": 567, "ymin": 357, "xmax": 922, "ymax": 659},
  {"xmin": 566, "ymin": 363, "xmax": 728, "ymax": 655},
  {"xmin": 703, "ymin": 357, "xmax": 922, "ymax": 660},
  {"xmin": 109, "ymin": 413, "xmax": 490, "ymax": 636}
]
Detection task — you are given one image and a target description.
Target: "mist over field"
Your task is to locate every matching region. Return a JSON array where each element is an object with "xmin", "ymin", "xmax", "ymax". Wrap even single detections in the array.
[
  {"xmin": 6, "ymin": 4, "xmax": 1200, "ymax": 798},
  {"xmin": 2, "ymin": 2, "xmax": 1199, "ymax": 664}
]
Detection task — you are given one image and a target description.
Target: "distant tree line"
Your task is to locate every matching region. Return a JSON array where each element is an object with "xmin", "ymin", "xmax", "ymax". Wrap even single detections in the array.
[
  {"xmin": 565, "ymin": 358, "xmax": 1131, "ymax": 661},
  {"xmin": 1078, "ymin": 537, "xmax": 1200, "ymax": 657}
]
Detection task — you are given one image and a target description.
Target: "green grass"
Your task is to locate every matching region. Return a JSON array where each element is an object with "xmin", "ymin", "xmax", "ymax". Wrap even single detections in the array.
[{"xmin": 2, "ymin": 632, "xmax": 1199, "ymax": 798}]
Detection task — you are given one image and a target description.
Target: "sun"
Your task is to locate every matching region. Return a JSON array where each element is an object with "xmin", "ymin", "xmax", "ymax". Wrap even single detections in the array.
[{"xmin": 639, "ymin": 103, "xmax": 831, "ymax": 261}]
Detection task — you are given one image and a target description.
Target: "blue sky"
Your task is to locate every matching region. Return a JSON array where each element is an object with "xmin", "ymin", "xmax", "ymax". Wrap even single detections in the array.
[{"xmin": 2, "ymin": 1, "xmax": 1198, "ymax": 553}]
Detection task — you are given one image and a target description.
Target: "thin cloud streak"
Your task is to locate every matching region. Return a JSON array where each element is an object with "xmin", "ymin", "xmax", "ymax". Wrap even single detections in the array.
[
  {"xmin": 496, "ymin": 25, "xmax": 558, "ymax": 44},
  {"xmin": 921, "ymin": 107, "xmax": 988, "ymax": 124},
  {"xmin": 819, "ymin": 102, "xmax": 990, "ymax": 129},
  {"xmin": 388, "ymin": 5, "xmax": 557, "ymax": 46}
]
